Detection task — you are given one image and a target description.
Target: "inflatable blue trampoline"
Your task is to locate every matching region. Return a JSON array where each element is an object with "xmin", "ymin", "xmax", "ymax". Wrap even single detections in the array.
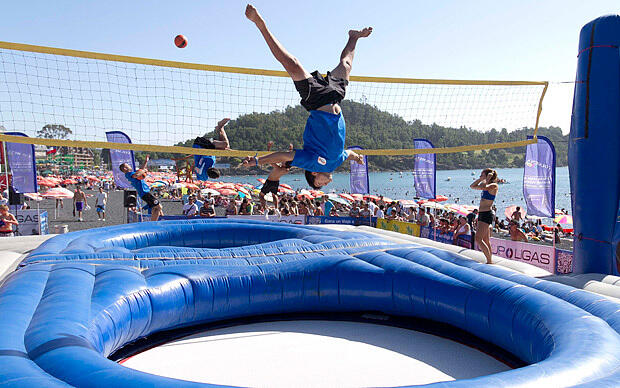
[{"xmin": 1, "ymin": 218, "xmax": 620, "ymax": 387}]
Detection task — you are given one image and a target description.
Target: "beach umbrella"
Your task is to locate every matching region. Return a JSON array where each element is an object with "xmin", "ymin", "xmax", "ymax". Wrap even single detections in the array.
[
  {"xmin": 399, "ymin": 199, "xmax": 418, "ymax": 207},
  {"xmin": 297, "ymin": 189, "xmax": 313, "ymax": 200},
  {"xmin": 201, "ymin": 188, "xmax": 221, "ymax": 196},
  {"xmin": 364, "ymin": 194, "xmax": 380, "ymax": 201},
  {"xmin": 237, "ymin": 187, "xmax": 251, "ymax": 196},
  {"xmin": 257, "ymin": 178, "xmax": 266, "ymax": 184},
  {"xmin": 184, "ymin": 183, "xmax": 200, "ymax": 190},
  {"xmin": 504, "ymin": 205, "xmax": 526, "ymax": 220},
  {"xmin": 171, "ymin": 183, "xmax": 184, "ymax": 189},
  {"xmin": 37, "ymin": 178, "xmax": 57, "ymax": 188},
  {"xmin": 24, "ymin": 193, "xmax": 44, "ymax": 201},
  {"xmin": 421, "ymin": 202, "xmax": 445, "ymax": 210},
  {"xmin": 278, "ymin": 186, "xmax": 294, "ymax": 194},
  {"xmin": 86, "ymin": 176, "xmax": 100, "ymax": 182},
  {"xmin": 339, "ymin": 193, "xmax": 354, "ymax": 202},
  {"xmin": 428, "ymin": 195, "xmax": 449, "ymax": 202},
  {"xmin": 150, "ymin": 182, "xmax": 166, "ymax": 188},
  {"xmin": 281, "ymin": 183, "xmax": 293, "ymax": 190},
  {"xmin": 446, "ymin": 204, "xmax": 476, "ymax": 216},
  {"xmin": 42, "ymin": 187, "xmax": 74, "ymax": 199},
  {"xmin": 61, "ymin": 179, "xmax": 77, "ymax": 185},
  {"xmin": 554, "ymin": 214, "xmax": 573, "ymax": 225},
  {"xmin": 350, "ymin": 193, "xmax": 364, "ymax": 201},
  {"xmin": 327, "ymin": 193, "xmax": 350, "ymax": 206},
  {"xmin": 218, "ymin": 188, "xmax": 237, "ymax": 196}
]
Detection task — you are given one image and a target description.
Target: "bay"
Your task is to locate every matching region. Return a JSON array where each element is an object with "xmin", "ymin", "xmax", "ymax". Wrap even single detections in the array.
[{"xmin": 224, "ymin": 167, "xmax": 571, "ymax": 220}]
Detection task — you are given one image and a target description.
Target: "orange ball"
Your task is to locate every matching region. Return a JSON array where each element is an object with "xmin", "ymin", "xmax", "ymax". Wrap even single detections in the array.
[{"xmin": 174, "ymin": 35, "xmax": 187, "ymax": 48}]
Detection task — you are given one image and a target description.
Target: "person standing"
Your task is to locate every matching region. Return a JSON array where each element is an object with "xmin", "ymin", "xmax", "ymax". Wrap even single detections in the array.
[
  {"xmin": 183, "ymin": 195, "xmax": 199, "ymax": 218},
  {"xmin": 470, "ymin": 169, "xmax": 499, "ymax": 264},
  {"xmin": 73, "ymin": 186, "xmax": 87, "ymax": 222},
  {"xmin": 95, "ymin": 186, "xmax": 107, "ymax": 221},
  {"xmin": 0, "ymin": 205, "xmax": 18, "ymax": 237}
]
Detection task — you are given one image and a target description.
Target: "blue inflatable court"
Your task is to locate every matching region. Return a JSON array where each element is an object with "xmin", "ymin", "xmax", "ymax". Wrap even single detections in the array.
[{"xmin": 0, "ymin": 218, "xmax": 619, "ymax": 387}]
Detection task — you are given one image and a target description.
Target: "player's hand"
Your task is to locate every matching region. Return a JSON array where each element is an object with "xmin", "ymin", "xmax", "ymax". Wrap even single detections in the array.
[
  {"xmin": 353, "ymin": 152, "xmax": 364, "ymax": 165},
  {"xmin": 217, "ymin": 118, "xmax": 231, "ymax": 128},
  {"xmin": 239, "ymin": 156, "xmax": 254, "ymax": 168}
]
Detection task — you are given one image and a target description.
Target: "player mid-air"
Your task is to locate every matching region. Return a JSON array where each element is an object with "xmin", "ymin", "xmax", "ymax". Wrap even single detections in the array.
[
  {"xmin": 119, "ymin": 155, "xmax": 164, "ymax": 221},
  {"xmin": 193, "ymin": 118, "xmax": 231, "ymax": 181},
  {"xmin": 241, "ymin": 4, "xmax": 369, "ymax": 189}
]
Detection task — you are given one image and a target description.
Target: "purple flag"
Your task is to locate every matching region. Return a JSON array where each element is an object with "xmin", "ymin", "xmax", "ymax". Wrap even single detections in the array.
[
  {"xmin": 413, "ymin": 139, "xmax": 436, "ymax": 199},
  {"xmin": 106, "ymin": 131, "xmax": 135, "ymax": 189},
  {"xmin": 348, "ymin": 146, "xmax": 369, "ymax": 194},
  {"xmin": 5, "ymin": 132, "xmax": 37, "ymax": 193},
  {"xmin": 523, "ymin": 135, "xmax": 555, "ymax": 218}
]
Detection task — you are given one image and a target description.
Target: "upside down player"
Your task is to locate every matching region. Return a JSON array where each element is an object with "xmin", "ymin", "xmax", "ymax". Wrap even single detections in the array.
[
  {"xmin": 119, "ymin": 155, "xmax": 163, "ymax": 221},
  {"xmin": 241, "ymin": 4, "xmax": 368, "ymax": 188},
  {"xmin": 193, "ymin": 118, "xmax": 231, "ymax": 181}
]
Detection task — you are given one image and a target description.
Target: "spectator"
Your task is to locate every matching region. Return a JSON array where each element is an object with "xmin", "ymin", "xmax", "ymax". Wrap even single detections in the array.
[
  {"xmin": 73, "ymin": 186, "xmax": 88, "ymax": 222},
  {"xmin": 509, "ymin": 221, "xmax": 528, "ymax": 242},
  {"xmin": 0, "ymin": 192, "xmax": 7, "ymax": 206},
  {"xmin": 0, "ymin": 205, "xmax": 18, "ymax": 237},
  {"xmin": 416, "ymin": 208, "xmax": 430, "ymax": 227},
  {"xmin": 225, "ymin": 200, "xmax": 238, "ymax": 216},
  {"xmin": 376, "ymin": 204, "xmax": 385, "ymax": 219},
  {"xmin": 453, "ymin": 216, "xmax": 471, "ymax": 245},
  {"xmin": 322, "ymin": 195, "xmax": 334, "ymax": 216},
  {"xmin": 438, "ymin": 218, "xmax": 450, "ymax": 234},
  {"xmin": 95, "ymin": 186, "xmax": 107, "ymax": 221},
  {"xmin": 349, "ymin": 202, "xmax": 360, "ymax": 218},
  {"xmin": 511, "ymin": 206, "xmax": 523, "ymax": 225},
  {"xmin": 360, "ymin": 202, "xmax": 371, "ymax": 218},
  {"xmin": 199, "ymin": 201, "xmax": 216, "ymax": 218},
  {"xmin": 183, "ymin": 196, "xmax": 199, "ymax": 217},
  {"xmin": 239, "ymin": 197, "xmax": 254, "ymax": 215}
]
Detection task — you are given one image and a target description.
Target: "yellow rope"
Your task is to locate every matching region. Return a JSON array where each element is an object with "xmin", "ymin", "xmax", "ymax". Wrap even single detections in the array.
[
  {"xmin": 0, "ymin": 41, "xmax": 547, "ymax": 156},
  {"xmin": 0, "ymin": 134, "xmax": 536, "ymax": 157},
  {"xmin": 0, "ymin": 41, "xmax": 548, "ymax": 86}
]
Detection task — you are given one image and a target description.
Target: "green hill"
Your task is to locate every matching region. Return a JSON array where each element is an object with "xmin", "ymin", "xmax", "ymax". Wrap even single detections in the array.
[{"xmin": 140, "ymin": 100, "xmax": 568, "ymax": 172}]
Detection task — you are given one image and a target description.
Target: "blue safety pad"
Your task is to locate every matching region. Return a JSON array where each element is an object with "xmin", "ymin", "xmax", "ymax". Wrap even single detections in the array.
[{"xmin": 0, "ymin": 218, "xmax": 619, "ymax": 387}]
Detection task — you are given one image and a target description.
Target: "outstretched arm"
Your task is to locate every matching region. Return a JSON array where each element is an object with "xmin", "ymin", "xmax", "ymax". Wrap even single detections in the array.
[
  {"xmin": 240, "ymin": 151, "xmax": 295, "ymax": 167},
  {"xmin": 140, "ymin": 154, "xmax": 150, "ymax": 170},
  {"xmin": 245, "ymin": 4, "xmax": 310, "ymax": 81}
]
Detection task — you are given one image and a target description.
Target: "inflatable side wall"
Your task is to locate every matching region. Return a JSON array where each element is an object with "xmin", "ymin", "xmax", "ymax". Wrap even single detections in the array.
[{"xmin": 569, "ymin": 14, "xmax": 620, "ymax": 274}]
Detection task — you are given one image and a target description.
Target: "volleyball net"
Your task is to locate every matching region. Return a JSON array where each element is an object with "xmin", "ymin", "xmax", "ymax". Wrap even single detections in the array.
[{"xmin": 0, "ymin": 41, "xmax": 548, "ymax": 157}]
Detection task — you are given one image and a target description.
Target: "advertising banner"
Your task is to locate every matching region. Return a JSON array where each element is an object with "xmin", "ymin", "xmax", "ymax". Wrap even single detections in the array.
[
  {"xmin": 4, "ymin": 132, "xmax": 37, "ymax": 193},
  {"xmin": 523, "ymin": 135, "xmax": 555, "ymax": 217},
  {"xmin": 555, "ymin": 249, "xmax": 574, "ymax": 274},
  {"xmin": 413, "ymin": 139, "xmax": 435, "ymax": 199},
  {"xmin": 306, "ymin": 216, "xmax": 376, "ymax": 227},
  {"xmin": 7, "ymin": 208, "xmax": 48, "ymax": 235},
  {"xmin": 479, "ymin": 237, "xmax": 555, "ymax": 273},
  {"xmin": 419, "ymin": 226, "xmax": 472, "ymax": 249},
  {"xmin": 106, "ymin": 131, "xmax": 135, "ymax": 189},
  {"xmin": 376, "ymin": 218, "xmax": 420, "ymax": 237},
  {"xmin": 348, "ymin": 146, "xmax": 369, "ymax": 194},
  {"xmin": 228, "ymin": 215, "xmax": 306, "ymax": 224}
]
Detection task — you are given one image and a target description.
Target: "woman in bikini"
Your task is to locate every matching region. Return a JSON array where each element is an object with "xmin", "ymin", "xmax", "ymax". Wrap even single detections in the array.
[{"xmin": 470, "ymin": 168, "xmax": 499, "ymax": 264}]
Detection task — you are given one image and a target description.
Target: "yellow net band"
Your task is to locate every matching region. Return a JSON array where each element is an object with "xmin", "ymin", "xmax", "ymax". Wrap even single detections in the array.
[
  {"xmin": 0, "ymin": 134, "xmax": 536, "ymax": 157},
  {"xmin": 0, "ymin": 41, "xmax": 547, "ymax": 87}
]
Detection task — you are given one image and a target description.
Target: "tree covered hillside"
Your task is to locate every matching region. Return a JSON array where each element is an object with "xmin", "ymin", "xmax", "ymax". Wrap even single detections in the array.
[{"xmin": 143, "ymin": 100, "xmax": 568, "ymax": 172}]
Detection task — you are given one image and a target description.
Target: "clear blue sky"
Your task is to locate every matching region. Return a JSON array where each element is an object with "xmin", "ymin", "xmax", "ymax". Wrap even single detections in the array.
[{"xmin": 1, "ymin": 0, "xmax": 618, "ymax": 133}]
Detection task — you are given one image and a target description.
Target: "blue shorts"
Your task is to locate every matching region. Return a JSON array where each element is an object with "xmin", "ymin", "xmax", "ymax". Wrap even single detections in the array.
[{"xmin": 96, "ymin": 205, "xmax": 105, "ymax": 213}]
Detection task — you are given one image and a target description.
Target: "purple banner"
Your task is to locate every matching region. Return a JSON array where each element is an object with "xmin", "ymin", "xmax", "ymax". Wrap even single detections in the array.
[
  {"xmin": 106, "ymin": 131, "xmax": 135, "ymax": 189},
  {"xmin": 5, "ymin": 132, "xmax": 37, "ymax": 193},
  {"xmin": 523, "ymin": 135, "xmax": 555, "ymax": 218},
  {"xmin": 413, "ymin": 139, "xmax": 435, "ymax": 199},
  {"xmin": 348, "ymin": 146, "xmax": 369, "ymax": 194},
  {"xmin": 613, "ymin": 197, "xmax": 620, "ymax": 275}
]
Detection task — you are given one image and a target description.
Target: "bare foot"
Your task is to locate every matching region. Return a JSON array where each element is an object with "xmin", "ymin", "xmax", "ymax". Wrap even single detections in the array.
[
  {"xmin": 245, "ymin": 4, "xmax": 263, "ymax": 25},
  {"xmin": 349, "ymin": 27, "xmax": 373, "ymax": 39},
  {"xmin": 217, "ymin": 118, "xmax": 230, "ymax": 128}
]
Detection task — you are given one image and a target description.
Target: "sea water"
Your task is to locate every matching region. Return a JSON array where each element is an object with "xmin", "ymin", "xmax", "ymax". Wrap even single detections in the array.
[{"xmin": 225, "ymin": 167, "xmax": 571, "ymax": 220}]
